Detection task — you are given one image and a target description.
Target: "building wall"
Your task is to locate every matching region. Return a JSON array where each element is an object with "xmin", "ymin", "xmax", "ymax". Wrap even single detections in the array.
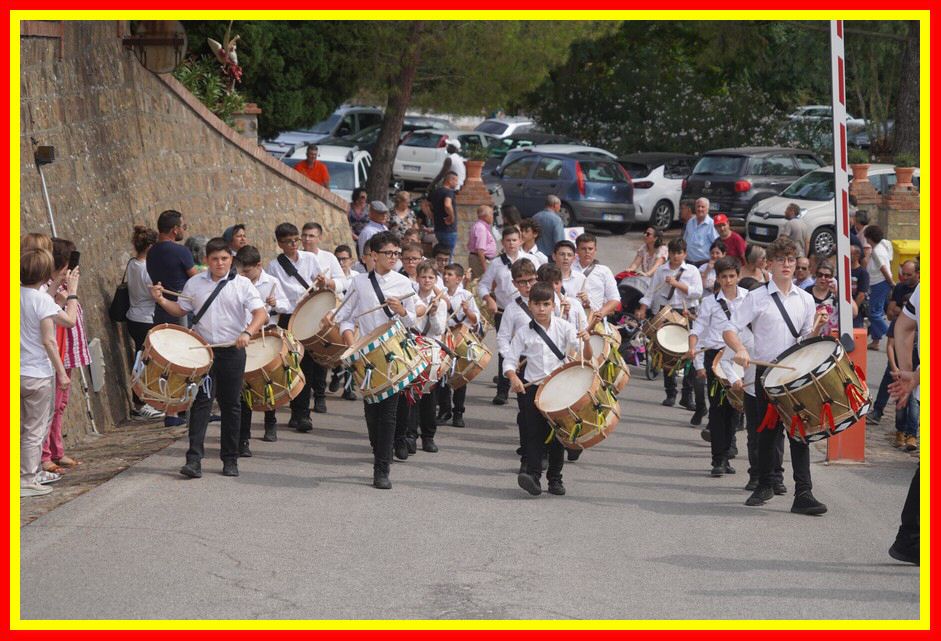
[{"xmin": 19, "ymin": 21, "xmax": 352, "ymax": 441}]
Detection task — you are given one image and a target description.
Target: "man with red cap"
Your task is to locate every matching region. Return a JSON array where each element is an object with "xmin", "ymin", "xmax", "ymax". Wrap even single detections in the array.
[{"xmin": 713, "ymin": 214, "xmax": 746, "ymax": 265}]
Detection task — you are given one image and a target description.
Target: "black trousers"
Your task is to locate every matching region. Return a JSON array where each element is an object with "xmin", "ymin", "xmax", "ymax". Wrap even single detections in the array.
[
  {"xmin": 412, "ymin": 393, "xmax": 437, "ymax": 440},
  {"xmin": 704, "ymin": 349, "xmax": 740, "ymax": 465},
  {"xmin": 395, "ymin": 395, "xmax": 413, "ymax": 446},
  {"xmin": 364, "ymin": 393, "xmax": 400, "ymax": 473},
  {"xmin": 494, "ymin": 310, "xmax": 509, "ymax": 396},
  {"xmin": 127, "ymin": 319, "xmax": 154, "ymax": 406},
  {"xmin": 751, "ymin": 371, "xmax": 812, "ymax": 495},
  {"xmin": 239, "ymin": 399, "xmax": 276, "ymax": 442},
  {"xmin": 518, "ymin": 384, "xmax": 564, "ymax": 481},
  {"xmin": 664, "ymin": 363, "xmax": 705, "ymax": 409},
  {"xmin": 186, "ymin": 346, "xmax": 245, "ymax": 464},
  {"xmin": 896, "ymin": 466, "xmax": 920, "ymax": 547},
  {"xmin": 278, "ymin": 313, "xmax": 323, "ymax": 417},
  {"xmin": 437, "ymin": 382, "xmax": 466, "ymax": 415}
]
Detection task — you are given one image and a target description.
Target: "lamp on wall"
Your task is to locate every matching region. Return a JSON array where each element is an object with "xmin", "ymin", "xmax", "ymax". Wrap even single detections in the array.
[{"xmin": 122, "ymin": 21, "xmax": 187, "ymax": 73}]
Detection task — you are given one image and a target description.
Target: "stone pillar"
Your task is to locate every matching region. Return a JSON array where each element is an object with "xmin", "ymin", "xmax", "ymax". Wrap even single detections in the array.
[
  {"xmin": 454, "ymin": 160, "xmax": 493, "ymax": 272},
  {"xmin": 847, "ymin": 165, "xmax": 882, "ymax": 226},
  {"xmin": 881, "ymin": 175, "xmax": 920, "ymax": 241},
  {"xmin": 232, "ymin": 102, "xmax": 261, "ymax": 144}
]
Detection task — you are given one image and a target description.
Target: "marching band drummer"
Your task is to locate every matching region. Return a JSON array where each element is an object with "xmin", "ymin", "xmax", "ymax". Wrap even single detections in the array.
[
  {"xmin": 328, "ymin": 244, "xmax": 358, "ymax": 401},
  {"xmin": 504, "ymin": 282, "xmax": 592, "ymax": 497},
  {"xmin": 537, "ymin": 263, "xmax": 589, "ymax": 330},
  {"xmin": 720, "ymin": 236, "xmax": 830, "ymax": 515},
  {"xmin": 333, "ymin": 231, "xmax": 418, "ymax": 490},
  {"xmin": 438, "ymin": 263, "xmax": 480, "ymax": 428},
  {"xmin": 635, "ymin": 238, "xmax": 705, "ymax": 414},
  {"xmin": 572, "ymin": 233, "xmax": 621, "ymax": 328},
  {"xmin": 552, "ymin": 240, "xmax": 586, "ymax": 302},
  {"xmin": 151, "ymin": 237, "xmax": 266, "ymax": 479}
]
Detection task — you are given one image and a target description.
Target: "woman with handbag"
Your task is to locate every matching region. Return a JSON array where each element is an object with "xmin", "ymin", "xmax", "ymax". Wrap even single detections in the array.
[{"xmin": 126, "ymin": 226, "xmax": 165, "ymax": 420}]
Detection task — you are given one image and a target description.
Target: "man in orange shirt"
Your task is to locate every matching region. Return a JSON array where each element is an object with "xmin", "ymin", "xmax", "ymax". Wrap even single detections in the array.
[{"xmin": 295, "ymin": 145, "xmax": 330, "ymax": 189}]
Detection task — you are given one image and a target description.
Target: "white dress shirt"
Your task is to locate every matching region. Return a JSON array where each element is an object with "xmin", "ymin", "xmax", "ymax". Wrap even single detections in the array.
[
  {"xmin": 264, "ymin": 251, "xmax": 322, "ymax": 313},
  {"xmin": 477, "ymin": 251, "xmax": 525, "ymax": 310},
  {"xmin": 720, "ymin": 326, "xmax": 756, "ymax": 396},
  {"xmin": 335, "ymin": 270, "xmax": 417, "ymax": 338},
  {"xmin": 574, "ymin": 261, "xmax": 620, "ymax": 311},
  {"xmin": 560, "ymin": 270, "xmax": 586, "ymax": 299},
  {"xmin": 310, "ymin": 248, "xmax": 345, "ymax": 282},
  {"xmin": 335, "ymin": 271, "xmax": 355, "ymax": 298},
  {"xmin": 179, "ymin": 271, "xmax": 264, "ymax": 345},
  {"xmin": 416, "ymin": 289, "xmax": 448, "ymax": 338},
  {"xmin": 246, "ymin": 270, "xmax": 290, "ymax": 324},
  {"xmin": 690, "ymin": 287, "xmax": 747, "ymax": 370},
  {"xmin": 445, "ymin": 286, "xmax": 480, "ymax": 329},
  {"xmin": 640, "ymin": 262, "xmax": 703, "ymax": 311},
  {"xmin": 504, "ymin": 316, "xmax": 579, "ymax": 382},
  {"xmin": 522, "ymin": 246, "xmax": 548, "ymax": 267},
  {"xmin": 497, "ymin": 295, "xmax": 532, "ymax": 358},
  {"xmin": 555, "ymin": 292, "xmax": 588, "ymax": 329}
]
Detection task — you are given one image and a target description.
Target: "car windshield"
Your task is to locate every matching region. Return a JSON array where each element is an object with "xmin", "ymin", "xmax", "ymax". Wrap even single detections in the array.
[
  {"xmin": 348, "ymin": 124, "xmax": 381, "ymax": 143},
  {"xmin": 302, "ymin": 114, "xmax": 342, "ymax": 135},
  {"xmin": 487, "ymin": 138, "xmax": 521, "ymax": 156},
  {"xmin": 403, "ymin": 132, "xmax": 444, "ymax": 148},
  {"xmin": 322, "ymin": 161, "xmax": 354, "ymax": 191},
  {"xmin": 581, "ymin": 160, "xmax": 628, "ymax": 183},
  {"xmin": 692, "ymin": 155, "xmax": 745, "ymax": 176},
  {"xmin": 621, "ymin": 162, "xmax": 651, "ymax": 178},
  {"xmin": 780, "ymin": 170, "xmax": 835, "ymax": 201},
  {"xmin": 475, "ymin": 121, "xmax": 509, "ymax": 135}
]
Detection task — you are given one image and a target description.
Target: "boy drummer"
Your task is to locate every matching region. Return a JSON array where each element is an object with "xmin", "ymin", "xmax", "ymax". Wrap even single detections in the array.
[
  {"xmin": 573, "ymin": 233, "xmax": 621, "ymax": 329},
  {"xmin": 151, "ymin": 237, "xmax": 267, "ymax": 478},
  {"xmin": 504, "ymin": 282, "xmax": 592, "ymax": 497},
  {"xmin": 438, "ymin": 263, "xmax": 480, "ymax": 427},
  {"xmin": 537, "ymin": 263, "xmax": 588, "ymax": 329},
  {"xmin": 333, "ymin": 231, "xmax": 418, "ymax": 490},
  {"xmin": 721, "ymin": 236, "xmax": 829, "ymax": 515}
]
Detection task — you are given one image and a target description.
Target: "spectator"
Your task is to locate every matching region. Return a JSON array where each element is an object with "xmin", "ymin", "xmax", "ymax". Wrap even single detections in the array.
[
  {"xmin": 804, "ymin": 260, "xmax": 839, "ymax": 337},
  {"xmin": 738, "ymin": 244, "xmax": 769, "ymax": 288},
  {"xmin": 886, "ymin": 260, "xmax": 919, "ymax": 321},
  {"xmin": 682, "ymin": 197, "xmax": 718, "ymax": 266},
  {"xmin": 21, "ymin": 232, "xmax": 53, "ymax": 253},
  {"xmin": 794, "ymin": 256, "xmax": 815, "ymax": 289},
  {"xmin": 430, "ymin": 139, "xmax": 465, "ymax": 191},
  {"xmin": 222, "ymin": 223, "xmax": 247, "ymax": 256},
  {"xmin": 532, "ymin": 195, "xmax": 566, "ymax": 258},
  {"xmin": 185, "ymin": 235, "xmax": 208, "ymax": 272},
  {"xmin": 20, "ymin": 246, "xmax": 78, "ymax": 497},
  {"xmin": 501, "ymin": 204, "xmax": 522, "ymax": 228},
  {"xmin": 699, "ymin": 238, "xmax": 728, "ymax": 293},
  {"xmin": 430, "ymin": 171, "xmax": 459, "ymax": 259},
  {"xmin": 850, "ymin": 246, "xmax": 869, "ymax": 329},
  {"xmin": 851, "ymin": 209, "xmax": 871, "ymax": 265},
  {"xmin": 864, "ymin": 224, "xmax": 895, "ymax": 350},
  {"xmin": 347, "ymin": 188, "xmax": 370, "ymax": 251},
  {"xmin": 467, "ymin": 205, "xmax": 496, "ymax": 280},
  {"xmin": 388, "ymin": 191, "xmax": 418, "ymax": 240},
  {"xmin": 678, "ymin": 199, "xmax": 694, "ymax": 225},
  {"xmin": 626, "ymin": 227, "xmax": 667, "ymax": 277},
  {"xmin": 782, "ymin": 203, "xmax": 810, "ymax": 257},
  {"xmin": 294, "ymin": 144, "xmax": 330, "ymax": 189},
  {"xmin": 126, "ymin": 226, "xmax": 164, "ymax": 420},
  {"xmin": 712, "ymin": 214, "xmax": 746, "ymax": 264},
  {"xmin": 357, "ymin": 201, "xmax": 389, "ymax": 257},
  {"xmin": 519, "ymin": 219, "xmax": 548, "ymax": 266}
]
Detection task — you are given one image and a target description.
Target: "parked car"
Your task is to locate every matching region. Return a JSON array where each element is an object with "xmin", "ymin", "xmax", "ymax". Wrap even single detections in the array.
[
  {"xmin": 316, "ymin": 115, "xmax": 455, "ymax": 157},
  {"xmin": 262, "ymin": 105, "xmax": 384, "ymax": 157},
  {"xmin": 474, "ymin": 117, "xmax": 536, "ymax": 139},
  {"xmin": 285, "ymin": 144, "xmax": 372, "ymax": 203},
  {"xmin": 482, "ymin": 132, "xmax": 579, "ymax": 177},
  {"xmin": 787, "ymin": 105, "xmax": 867, "ymax": 129},
  {"xmin": 619, "ymin": 153, "xmax": 699, "ymax": 230},
  {"xmin": 681, "ymin": 147, "xmax": 824, "ymax": 220},
  {"xmin": 492, "ymin": 150, "xmax": 635, "ymax": 233},
  {"xmin": 392, "ymin": 129, "xmax": 497, "ymax": 185},
  {"xmin": 746, "ymin": 164, "xmax": 920, "ymax": 257}
]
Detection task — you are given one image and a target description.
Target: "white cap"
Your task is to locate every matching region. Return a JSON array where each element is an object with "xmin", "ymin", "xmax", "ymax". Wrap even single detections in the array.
[{"xmin": 445, "ymin": 138, "xmax": 461, "ymax": 150}]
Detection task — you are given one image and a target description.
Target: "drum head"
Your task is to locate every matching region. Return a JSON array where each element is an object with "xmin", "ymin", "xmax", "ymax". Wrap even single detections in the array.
[
  {"xmin": 245, "ymin": 335, "xmax": 284, "ymax": 370},
  {"xmin": 589, "ymin": 334, "xmax": 607, "ymax": 359},
  {"xmin": 656, "ymin": 324, "xmax": 689, "ymax": 354},
  {"xmin": 712, "ymin": 348, "xmax": 744, "ymax": 382},
  {"xmin": 763, "ymin": 339, "xmax": 836, "ymax": 388},
  {"xmin": 290, "ymin": 291, "xmax": 338, "ymax": 341},
  {"xmin": 149, "ymin": 326, "xmax": 211, "ymax": 368},
  {"xmin": 537, "ymin": 365, "xmax": 595, "ymax": 413}
]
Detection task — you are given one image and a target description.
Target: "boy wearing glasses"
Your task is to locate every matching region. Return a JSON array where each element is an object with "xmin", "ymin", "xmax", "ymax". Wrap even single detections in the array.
[
  {"xmin": 721, "ymin": 236, "xmax": 829, "ymax": 515},
  {"xmin": 334, "ymin": 232, "xmax": 418, "ymax": 490}
]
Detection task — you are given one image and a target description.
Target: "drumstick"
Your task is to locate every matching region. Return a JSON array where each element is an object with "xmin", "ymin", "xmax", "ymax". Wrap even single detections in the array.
[
  {"xmin": 331, "ymin": 288, "xmax": 355, "ymax": 317},
  {"xmin": 189, "ymin": 341, "xmax": 233, "ymax": 350},
  {"xmin": 748, "ymin": 359, "xmax": 796, "ymax": 371},
  {"xmin": 355, "ymin": 291, "xmax": 417, "ymax": 319},
  {"xmin": 160, "ymin": 288, "xmax": 193, "ymax": 301}
]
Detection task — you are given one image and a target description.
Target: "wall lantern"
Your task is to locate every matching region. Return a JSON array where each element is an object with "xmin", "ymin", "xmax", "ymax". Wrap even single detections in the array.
[{"xmin": 122, "ymin": 20, "xmax": 187, "ymax": 73}]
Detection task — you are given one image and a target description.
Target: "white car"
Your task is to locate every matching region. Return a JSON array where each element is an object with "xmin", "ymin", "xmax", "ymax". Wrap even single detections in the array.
[
  {"xmin": 787, "ymin": 105, "xmax": 867, "ymax": 129},
  {"xmin": 474, "ymin": 117, "xmax": 536, "ymax": 139},
  {"xmin": 620, "ymin": 153, "xmax": 698, "ymax": 230},
  {"xmin": 286, "ymin": 144, "xmax": 372, "ymax": 203},
  {"xmin": 392, "ymin": 129, "xmax": 497, "ymax": 185},
  {"xmin": 746, "ymin": 164, "xmax": 920, "ymax": 256}
]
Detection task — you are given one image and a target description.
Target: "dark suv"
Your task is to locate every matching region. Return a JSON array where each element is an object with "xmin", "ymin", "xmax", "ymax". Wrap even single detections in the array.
[
  {"xmin": 681, "ymin": 147, "xmax": 823, "ymax": 220},
  {"xmin": 493, "ymin": 151, "xmax": 635, "ymax": 233}
]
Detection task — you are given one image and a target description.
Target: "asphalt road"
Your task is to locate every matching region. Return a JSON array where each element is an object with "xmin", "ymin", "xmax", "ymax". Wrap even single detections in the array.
[{"xmin": 20, "ymin": 230, "xmax": 920, "ymax": 621}]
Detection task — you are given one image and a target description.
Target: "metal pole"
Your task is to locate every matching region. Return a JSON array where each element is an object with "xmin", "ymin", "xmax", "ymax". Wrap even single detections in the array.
[
  {"xmin": 76, "ymin": 366, "xmax": 100, "ymax": 434},
  {"xmin": 37, "ymin": 164, "xmax": 58, "ymax": 237},
  {"xmin": 829, "ymin": 20, "xmax": 854, "ymax": 352}
]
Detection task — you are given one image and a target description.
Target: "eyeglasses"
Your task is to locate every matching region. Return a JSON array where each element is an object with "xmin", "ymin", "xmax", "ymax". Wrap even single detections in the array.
[
  {"xmin": 816, "ymin": 272, "xmax": 833, "ymax": 279},
  {"xmin": 377, "ymin": 250, "xmax": 402, "ymax": 258},
  {"xmin": 337, "ymin": 256, "xmax": 352, "ymax": 262},
  {"xmin": 514, "ymin": 278, "xmax": 537, "ymax": 286},
  {"xmin": 403, "ymin": 255, "xmax": 421, "ymax": 262},
  {"xmin": 278, "ymin": 238, "xmax": 299, "ymax": 246},
  {"xmin": 772, "ymin": 256, "xmax": 797, "ymax": 265}
]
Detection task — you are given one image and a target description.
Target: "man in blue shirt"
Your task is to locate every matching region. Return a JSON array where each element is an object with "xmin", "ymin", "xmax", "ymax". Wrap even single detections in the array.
[
  {"xmin": 683, "ymin": 197, "xmax": 719, "ymax": 266},
  {"xmin": 532, "ymin": 195, "xmax": 565, "ymax": 258},
  {"xmin": 147, "ymin": 209, "xmax": 197, "ymax": 326}
]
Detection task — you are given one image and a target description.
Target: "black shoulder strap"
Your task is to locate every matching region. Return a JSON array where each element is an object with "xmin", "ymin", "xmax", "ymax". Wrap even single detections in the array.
[
  {"xmin": 529, "ymin": 320, "xmax": 566, "ymax": 361},
  {"xmin": 121, "ymin": 258, "xmax": 133, "ymax": 284},
  {"xmin": 904, "ymin": 299, "xmax": 917, "ymax": 316},
  {"xmin": 582, "ymin": 261, "xmax": 598, "ymax": 278},
  {"xmin": 277, "ymin": 253, "xmax": 310, "ymax": 290},
  {"xmin": 499, "ymin": 253, "xmax": 512, "ymax": 268},
  {"xmin": 560, "ymin": 285, "xmax": 566, "ymax": 296},
  {"xmin": 515, "ymin": 296, "xmax": 534, "ymax": 320},
  {"xmin": 368, "ymin": 271, "xmax": 396, "ymax": 319},
  {"xmin": 193, "ymin": 270, "xmax": 235, "ymax": 326},
  {"xmin": 770, "ymin": 291, "xmax": 800, "ymax": 338},
  {"xmin": 715, "ymin": 292, "xmax": 732, "ymax": 320},
  {"xmin": 667, "ymin": 266, "xmax": 685, "ymax": 301}
]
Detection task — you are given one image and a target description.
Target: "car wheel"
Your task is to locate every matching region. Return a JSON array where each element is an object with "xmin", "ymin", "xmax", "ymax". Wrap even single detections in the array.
[
  {"xmin": 559, "ymin": 203, "xmax": 576, "ymax": 227},
  {"xmin": 810, "ymin": 226, "xmax": 837, "ymax": 257},
  {"xmin": 651, "ymin": 200, "xmax": 674, "ymax": 230}
]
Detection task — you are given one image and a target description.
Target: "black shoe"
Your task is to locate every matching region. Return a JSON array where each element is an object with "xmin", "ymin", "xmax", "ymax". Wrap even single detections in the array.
[
  {"xmin": 222, "ymin": 460, "xmax": 239, "ymax": 477},
  {"xmin": 517, "ymin": 472, "xmax": 542, "ymax": 496},
  {"xmin": 405, "ymin": 438, "xmax": 417, "ymax": 454},
  {"xmin": 492, "ymin": 375, "xmax": 499, "ymax": 384},
  {"xmin": 745, "ymin": 478, "xmax": 758, "ymax": 491},
  {"xmin": 373, "ymin": 470, "xmax": 392, "ymax": 490},
  {"xmin": 723, "ymin": 462, "xmax": 736, "ymax": 474},
  {"xmin": 421, "ymin": 438, "xmax": 438, "ymax": 453},
  {"xmin": 888, "ymin": 541, "xmax": 919, "ymax": 565},
  {"xmin": 295, "ymin": 416, "xmax": 313, "ymax": 433},
  {"xmin": 313, "ymin": 397, "xmax": 327, "ymax": 414},
  {"xmin": 691, "ymin": 409, "xmax": 706, "ymax": 426},
  {"xmin": 791, "ymin": 492, "xmax": 827, "ymax": 515},
  {"xmin": 239, "ymin": 440, "xmax": 252, "ymax": 457},
  {"xmin": 164, "ymin": 415, "xmax": 186, "ymax": 427},
  {"xmin": 288, "ymin": 417, "xmax": 299, "ymax": 429},
  {"xmin": 745, "ymin": 486, "xmax": 773, "ymax": 506},
  {"xmin": 710, "ymin": 464, "xmax": 724, "ymax": 477},
  {"xmin": 679, "ymin": 393, "xmax": 695, "ymax": 411},
  {"xmin": 262, "ymin": 424, "xmax": 278, "ymax": 442},
  {"xmin": 773, "ymin": 482, "xmax": 788, "ymax": 495},
  {"xmin": 726, "ymin": 445, "xmax": 738, "ymax": 459},
  {"xmin": 452, "ymin": 413, "xmax": 465, "ymax": 428},
  {"xmin": 394, "ymin": 441, "xmax": 409, "ymax": 461},
  {"xmin": 662, "ymin": 395, "xmax": 676, "ymax": 407},
  {"xmin": 492, "ymin": 393, "xmax": 507, "ymax": 406},
  {"xmin": 179, "ymin": 462, "xmax": 202, "ymax": 478},
  {"xmin": 567, "ymin": 449, "xmax": 582, "ymax": 462},
  {"xmin": 328, "ymin": 374, "xmax": 341, "ymax": 393},
  {"xmin": 547, "ymin": 480, "xmax": 566, "ymax": 496},
  {"xmin": 437, "ymin": 409, "xmax": 452, "ymax": 422},
  {"xmin": 342, "ymin": 389, "xmax": 357, "ymax": 401},
  {"xmin": 518, "ymin": 460, "xmax": 527, "ymax": 474},
  {"xmin": 700, "ymin": 428, "xmax": 711, "ymax": 441}
]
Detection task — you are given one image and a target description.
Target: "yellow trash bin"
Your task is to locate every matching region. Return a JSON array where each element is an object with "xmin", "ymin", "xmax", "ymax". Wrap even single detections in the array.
[{"xmin": 890, "ymin": 239, "xmax": 920, "ymax": 279}]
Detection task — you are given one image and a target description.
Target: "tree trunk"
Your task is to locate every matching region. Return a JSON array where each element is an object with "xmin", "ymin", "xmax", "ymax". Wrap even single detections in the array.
[
  {"xmin": 892, "ymin": 20, "xmax": 919, "ymax": 158},
  {"xmin": 366, "ymin": 21, "xmax": 423, "ymax": 203}
]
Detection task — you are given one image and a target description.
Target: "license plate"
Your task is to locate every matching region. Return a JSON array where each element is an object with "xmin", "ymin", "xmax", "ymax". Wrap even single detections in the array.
[
  {"xmin": 710, "ymin": 202, "xmax": 720, "ymax": 211},
  {"xmin": 403, "ymin": 164, "xmax": 420, "ymax": 171},
  {"xmin": 602, "ymin": 213, "xmax": 624, "ymax": 222},
  {"xmin": 752, "ymin": 227, "xmax": 770, "ymax": 237}
]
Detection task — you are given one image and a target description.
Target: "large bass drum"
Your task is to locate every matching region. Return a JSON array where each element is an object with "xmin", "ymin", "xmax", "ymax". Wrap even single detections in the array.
[{"xmin": 131, "ymin": 324, "xmax": 213, "ymax": 414}]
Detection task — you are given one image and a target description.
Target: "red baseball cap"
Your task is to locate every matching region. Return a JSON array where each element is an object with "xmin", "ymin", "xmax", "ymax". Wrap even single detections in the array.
[{"xmin": 713, "ymin": 214, "xmax": 729, "ymax": 224}]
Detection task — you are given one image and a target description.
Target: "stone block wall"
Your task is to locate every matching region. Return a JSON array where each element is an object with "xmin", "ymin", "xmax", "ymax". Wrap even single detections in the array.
[{"xmin": 19, "ymin": 21, "xmax": 352, "ymax": 441}]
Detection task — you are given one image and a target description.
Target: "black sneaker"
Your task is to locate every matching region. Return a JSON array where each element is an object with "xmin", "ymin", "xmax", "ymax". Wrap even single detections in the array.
[
  {"xmin": 492, "ymin": 393, "xmax": 508, "ymax": 406},
  {"xmin": 288, "ymin": 417, "xmax": 299, "ymax": 430},
  {"xmin": 547, "ymin": 480, "xmax": 566, "ymax": 496},
  {"xmin": 239, "ymin": 440, "xmax": 252, "ymax": 457},
  {"xmin": 691, "ymin": 409, "xmax": 706, "ymax": 426},
  {"xmin": 567, "ymin": 449, "xmax": 582, "ymax": 462},
  {"xmin": 179, "ymin": 461, "xmax": 202, "ymax": 478},
  {"xmin": 437, "ymin": 409, "xmax": 452, "ymax": 422},
  {"xmin": 222, "ymin": 460, "xmax": 239, "ymax": 477},
  {"xmin": 723, "ymin": 462, "xmax": 736, "ymax": 474},
  {"xmin": 295, "ymin": 416, "xmax": 313, "ymax": 433},
  {"xmin": 262, "ymin": 424, "xmax": 278, "ymax": 442},
  {"xmin": 773, "ymin": 482, "xmax": 788, "ymax": 495},
  {"xmin": 328, "ymin": 374, "xmax": 342, "ymax": 393},
  {"xmin": 700, "ymin": 428, "xmax": 711, "ymax": 441},
  {"xmin": 710, "ymin": 464, "xmax": 724, "ymax": 477},
  {"xmin": 394, "ymin": 441, "xmax": 409, "ymax": 461},
  {"xmin": 679, "ymin": 394, "xmax": 695, "ymax": 411},
  {"xmin": 313, "ymin": 397, "xmax": 327, "ymax": 414},
  {"xmin": 745, "ymin": 486, "xmax": 773, "ymax": 506},
  {"xmin": 164, "ymin": 415, "xmax": 187, "ymax": 427},
  {"xmin": 373, "ymin": 470, "xmax": 392, "ymax": 490},
  {"xmin": 726, "ymin": 445, "xmax": 738, "ymax": 459},
  {"xmin": 888, "ymin": 541, "xmax": 919, "ymax": 565},
  {"xmin": 791, "ymin": 492, "xmax": 827, "ymax": 515},
  {"xmin": 421, "ymin": 438, "xmax": 439, "ymax": 453},
  {"xmin": 661, "ymin": 395, "xmax": 676, "ymax": 407},
  {"xmin": 405, "ymin": 438, "xmax": 417, "ymax": 454},
  {"xmin": 451, "ymin": 413, "xmax": 465, "ymax": 428},
  {"xmin": 517, "ymin": 472, "xmax": 542, "ymax": 496},
  {"xmin": 744, "ymin": 478, "xmax": 759, "ymax": 491}
]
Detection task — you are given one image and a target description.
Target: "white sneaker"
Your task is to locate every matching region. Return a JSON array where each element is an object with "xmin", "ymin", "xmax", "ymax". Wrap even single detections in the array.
[
  {"xmin": 21, "ymin": 483, "xmax": 53, "ymax": 497},
  {"xmin": 132, "ymin": 404, "xmax": 165, "ymax": 420},
  {"xmin": 36, "ymin": 470, "xmax": 62, "ymax": 485}
]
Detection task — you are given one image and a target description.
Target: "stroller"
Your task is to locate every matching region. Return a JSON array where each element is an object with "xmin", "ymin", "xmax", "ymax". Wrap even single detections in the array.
[{"xmin": 610, "ymin": 270, "xmax": 660, "ymax": 380}]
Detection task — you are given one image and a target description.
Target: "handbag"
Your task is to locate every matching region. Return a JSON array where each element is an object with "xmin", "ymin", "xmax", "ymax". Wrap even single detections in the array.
[{"xmin": 108, "ymin": 259, "xmax": 133, "ymax": 322}]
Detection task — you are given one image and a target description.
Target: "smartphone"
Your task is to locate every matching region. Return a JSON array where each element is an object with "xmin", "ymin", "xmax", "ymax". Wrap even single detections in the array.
[{"xmin": 68, "ymin": 250, "xmax": 81, "ymax": 270}]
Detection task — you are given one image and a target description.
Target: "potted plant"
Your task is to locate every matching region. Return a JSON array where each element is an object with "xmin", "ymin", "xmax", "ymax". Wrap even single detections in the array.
[
  {"xmin": 848, "ymin": 148, "xmax": 870, "ymax": 182},
  {"xmin": 893, "ymin": 152, "xmax": 917, "ymax": 187},
  {"xmin": 463, "ymin": 144, "xmax": 490, "ymax": 182}
]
